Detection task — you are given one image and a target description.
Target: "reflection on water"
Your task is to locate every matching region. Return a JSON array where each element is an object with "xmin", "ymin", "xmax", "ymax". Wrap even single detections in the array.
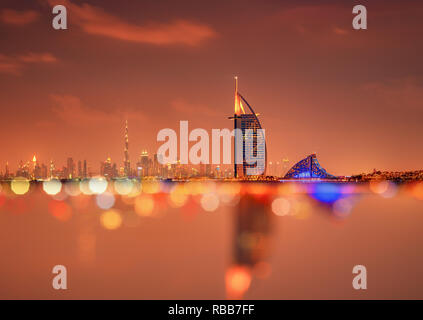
[
  {"xmin": 0, "ymin": 180, "xmax": 423, "ymax": 299},
  {"xmin": 227, "ymin": 194, "xmax": 273, "ymax": 299}
]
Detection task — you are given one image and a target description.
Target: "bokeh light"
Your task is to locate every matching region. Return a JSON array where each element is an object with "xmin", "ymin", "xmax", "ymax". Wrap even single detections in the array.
[
  {"xmin": 52, "ymin": 190, "xmax": 68, "ymax": 201},
  {"xmin": 127, "ymin": 180, "xmax": 142, "ymax": 197},
  {"xmin": 142, "ymin": 181, "xmax": 160, "ymax": 194},
  {"xmin": 380, "ymin": 182, "xmax": 398, "ymax": 198},
  {"xmin": 185, "ymin": 181, "xmax": 206, "ymax": 195},
  {"xmin": 100, "ymin": 210, "xmax": 122, "ymax": 230},
  {"xmin": 369, "ymin": 181, "xmax": 389, "ymax": 194},
  {"xmin": 169, "ymin": 186, "xmax": 188, "ymax": 208},
  {"xmin": 369, "ymin": 181, "xmax": 397, "ymax": 198},
  {"xmin": 11, "ymin": 178, "xmax": 30, "ymax": 195},
  {"xmin": 271, "ymin": 197, "xmax": 290, "ymax": 216},
  {"xmin": 64, "ymin": 181, "xmax": 81, "ymax": 196},
  {"xmin": 225, "ymin": 265, "xmax": 252, "ymax": 299},
  {"xmin": 79, "ymin": 179, "xmax": 93, "ymax": 195},
  {"xmin": 310, "ymin": 183, "xmax": 343, "ymax": 204},
  {"xmin": 200, "ymin": 193, "xmax": 220, "ymax": 212},
  {"xmin": 412, "ymin": 183, "xmax": 423, "ymax": 200},
  {"xmin": 134, "ymin": 194, "xmax": 155, "ymax": 216},
  {"xmin": 43, "ymin": 179, "xmax": 62, "ymax": 195},
  {"xmin": 114, "ymin": 179, "xmax": 134, "ymax": 195},
  {"xmin": 96, "ymin": 192, "xmax": 115, "ymax": 210},
  {"xmin": 290, "ymin": 198, "xmax": 311, "ymax": 219},
  {"xmin": 48, "ymin": 200, "xmax": 72, "ymax": 222},
  {"xmin": 218, "ymin": 183, "xmax": 241, "ymax": 205},
  {"xmin": 333, "ymin": 198, "xmax": 354, "ymax": 217},
  {"xmin": 88, "ymin": 177, "xmax": 108, "ymax": 194}
]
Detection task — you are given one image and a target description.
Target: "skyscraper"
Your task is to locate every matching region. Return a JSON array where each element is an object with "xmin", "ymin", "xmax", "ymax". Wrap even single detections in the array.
[
  {"xmin": 123, "ymin": 120, "xmax": 130, "ymax": 177},
  {"xmin": 67, "ymin": 157, "xmax": 75, "ymax": 179},
  {"xmin": 153, "ymin": 153, "xmax": 159, "ymax": 177},
  {"xmin": 137, "ymin": 150, "xmax": 150, "ymax": 177},
  {"xmin": 32, "ymin": 155, "xmax": 37, "ymax": 179},
  {"xmin": 78, "ymin": 160, "xmax": 82, "ymax": 178},
  {"xmin": 230, "ymin": 77, "xmax": 267, "ymax": 178},
  {"xmin": 205, "ymin": 164, "xmax": 211, "ymax": 177},
  {"xmin": 50, "ymin": 160, "xmax": 55, "ymax": 178},
  {"xmin": 83, "ymin": 160, "xmax": 87, "ymax": 178},
  {"xmin": 5, "ymin": 161, "xmax": 9, "ymax": 179},
  {"xmin": 101, "ymin": 157, "xmax": 117, "ymax": 178}
]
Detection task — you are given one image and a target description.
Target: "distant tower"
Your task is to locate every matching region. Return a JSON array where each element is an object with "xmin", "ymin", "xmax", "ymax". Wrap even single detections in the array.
[
  {"xmin": 32, "ymin": 155, "xmax": 37, "ymax": 179},
  {"xmin": 124, "ymin": 120, "xmax": 130, "ymax": 177},
  {"xmin": 78, "ymin": 160, "xmax": 82, "ymax": 178},
  {"xmin": 200, "ymin": 163, "xmax": 206, "ymax": 177},
  {"xmin": 153, "ymin": 153, "xmax": 159, "ymax": 177},
  {"xmin": 66, "ymin": 157, "xmax": 75, "ymax": 179},
  {"xmin": 83, "ymin": 160, "xmax": 87, "ymax": 178},
  {"xmin": 5, "ymin": 161, "xmax": 9, "ymax": 179},
  {"xmin": 101, "ymin": 157, "xmax": 113, "ymax": 178},
  {"xmin": 136, "ymin": 150, "xmax": 149, "ymax": 177},
  {"xmin": 50, "ymin": 160, "xmax": 55, "ymax": 178}
]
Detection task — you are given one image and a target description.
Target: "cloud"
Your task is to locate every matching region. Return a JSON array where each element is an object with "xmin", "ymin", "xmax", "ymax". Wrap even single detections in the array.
[
  {"xmin": 18, "ymin": 52, "xmax": 57, "ymax": 63},
  {"xmin": 0, "ymin": 53, "xmax": 57, "ymax": 75},
  {"xmin": 333, "ymin": 27, "xmax": 349, "ymax": 36},
  {"xmin": 0, "ymin": 56, "xmax": 21, "ymax": 75},
  {"xmin": 47, "ymin": 0, "xmax": 216, "ymax": 46},
  {"xmin": 0, "ymin": 9, "xmax": 39, "ymax": 26},
  {"xmin": 49, "ymin": 94, "xmax": 147, "ymax": 126}
]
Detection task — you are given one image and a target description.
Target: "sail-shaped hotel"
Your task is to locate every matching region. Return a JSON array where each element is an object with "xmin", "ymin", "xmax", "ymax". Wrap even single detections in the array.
[{"xmin": 229, "ymin": 77, "xmax": 267, "ymax": 178}]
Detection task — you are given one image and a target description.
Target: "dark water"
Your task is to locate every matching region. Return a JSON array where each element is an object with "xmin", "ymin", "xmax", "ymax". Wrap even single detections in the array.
[{"xmin": 0, "ymin": 180, "xmax": 422, "ymax": 299}]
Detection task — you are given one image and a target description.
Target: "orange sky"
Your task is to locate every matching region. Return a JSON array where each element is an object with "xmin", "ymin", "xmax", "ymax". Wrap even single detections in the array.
[{"xmin": 0, "ymin": 0, "xmax": 422, "ymax": 175}]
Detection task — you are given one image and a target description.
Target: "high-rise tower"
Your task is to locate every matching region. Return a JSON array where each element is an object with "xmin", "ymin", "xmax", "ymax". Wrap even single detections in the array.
[
  {"xmin": 66, "ymin": 157, "xmax": 75, "ymax": 179},
  {"xmin": 230, "ymin": 77, "xmax": 267, "ymax": 178},
  {"xmin": 83, "ymin": 160, "xmax": 87, "ymax": 178},
  {"xmin": 5, "ymin": 161, "xmax": 9, "ymax": 179},
  {"xmin": 124, "ymin": 120, "xmax": 130, "ymax": 177}
]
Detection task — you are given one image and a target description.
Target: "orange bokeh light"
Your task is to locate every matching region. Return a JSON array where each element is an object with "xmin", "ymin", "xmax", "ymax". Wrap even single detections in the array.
[
  {"xmin": 225, "ymin": 265, "xmax": 252, "ymax": 299},
  {"xmin": 48, "ymin": 200, "xmax": 72, "ymax": 222}
]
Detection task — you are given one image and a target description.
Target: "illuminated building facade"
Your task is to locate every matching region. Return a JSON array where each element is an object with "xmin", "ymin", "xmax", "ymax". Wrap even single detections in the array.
[
  {"xmin": 137, "ymin": 150, "xmax": 151, "ymax": 177},
  {"xmin": 101, "ymin": 157, "xmax": 118, "ymax": 178},
  {"xmin": 284, "ymin": 154, "xmax": 336, "ymax": 179},
  {"xmin": 66, "ymin": 157, "xmax": 75, "ymax": 179},
  {"xmin": 123, "ymin": 120, "xmax": 130, "ymax": 177},
  {"xmin": 230, "ymin": 77, "xmax": 267, "ymax": 178}
]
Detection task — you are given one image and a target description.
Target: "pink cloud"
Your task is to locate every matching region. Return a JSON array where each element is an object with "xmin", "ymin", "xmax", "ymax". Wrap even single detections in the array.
[
  {"xmin": 0, "ymin": 55, "xmax": 21, "ymax": 75},
  {"xmin": 333, "ymin": 27, "xmax": 349, "ymax": 36},
  {"xmin": 18, "ymin": 53, "xmax": 57, "ymax": 63},
  {"xmin": 47, "ymin": 0, "xmax": 217, "ymax": 46},
  {"xmin": 0, "ymin": 9, "xmax": 39, "ymax": 26},
  {"xmin": 0, "ymin": 53, "xmax": 57, "ymax": 75}
]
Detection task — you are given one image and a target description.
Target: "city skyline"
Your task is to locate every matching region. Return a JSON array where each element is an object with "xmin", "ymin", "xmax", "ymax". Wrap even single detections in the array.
[
  {"xmin": 0, "ymin": 77, "xmax": 312, "ymax": 180},
  {"xmin": 0, "ymin": 0, "xmax": 422, "ymax": 176}
]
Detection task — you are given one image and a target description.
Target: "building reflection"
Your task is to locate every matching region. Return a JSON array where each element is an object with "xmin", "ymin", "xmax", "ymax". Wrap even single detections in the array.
[{"xmin": 226, "ymin": 194, "xmax": 273, "ymax": 299}]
